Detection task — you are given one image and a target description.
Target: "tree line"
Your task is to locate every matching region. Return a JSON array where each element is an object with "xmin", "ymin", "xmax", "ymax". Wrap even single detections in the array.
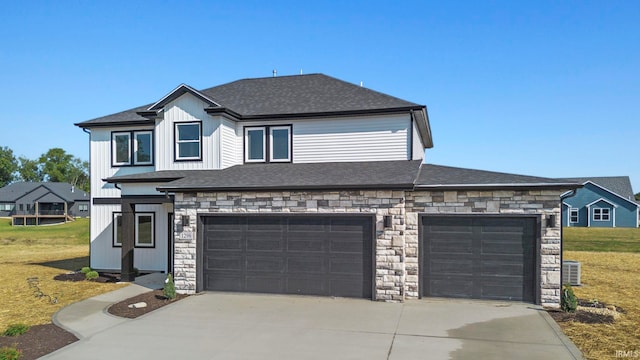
[{"xmin": 0, "ymin": 146, "xmax": 89, "ymax": 192}]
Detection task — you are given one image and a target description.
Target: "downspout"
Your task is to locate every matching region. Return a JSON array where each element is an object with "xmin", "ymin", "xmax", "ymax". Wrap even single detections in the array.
[{"xmin": 559, "ymin": 189, "xmax": 578, "ymax": 288}]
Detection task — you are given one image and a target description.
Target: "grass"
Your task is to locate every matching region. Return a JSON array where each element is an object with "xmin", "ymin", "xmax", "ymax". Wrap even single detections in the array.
[
  {"xmin": 563, "ymin": 227, "xmax": 640, "ymax": 253},
  {"xmin": 558, "ymin": 227, "xmax": 640, "ymax": 359},
  {"xmin": 0, "ymin": 218, "xmax": 126, "ymax": 330}
]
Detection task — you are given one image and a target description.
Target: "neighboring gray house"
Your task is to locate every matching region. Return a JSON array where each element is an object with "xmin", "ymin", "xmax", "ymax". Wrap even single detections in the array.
[
  {"xmin": 0, "ymin": 182, "xmax": 90, "ymax": 225},
  {"xmin": 76, "ymin": 73, "xmax": 580, "ymax": 307},
  {"xmin": 560, "ymin": 176, "xmax": 639, "ymax": 228}
]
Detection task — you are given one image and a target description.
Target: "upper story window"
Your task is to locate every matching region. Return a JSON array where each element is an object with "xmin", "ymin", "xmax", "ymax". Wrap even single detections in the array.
[
  {"xmin": 244, "ymin": 125, "xmax": 291, "ymax": 163},
  {"xmin": 111, "ymin": 130, "xmax": 154, "ymax": 167},
  {"xmin": 593, "ymin": 208, "xmax": 610, "ymax": 221},
  {"xmin": 569, "ymin": 208, "xmax": 578, "ymax": 223},
  {"xmin": 175, "ymin": 122, "xmax": 202, "ymax": 161}
]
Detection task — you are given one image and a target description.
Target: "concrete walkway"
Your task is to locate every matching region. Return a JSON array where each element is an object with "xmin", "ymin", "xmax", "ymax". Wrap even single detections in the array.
[
  {"xmin": 46, "ymin": 287, "xmax": 583, "ymax": 360},
  {"xmin": 52, "ymin": 272, "xmax": 166, "ymax": 339}
]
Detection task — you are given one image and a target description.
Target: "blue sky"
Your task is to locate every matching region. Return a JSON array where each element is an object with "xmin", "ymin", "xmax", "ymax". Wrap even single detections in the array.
[{"xmin": 1, "ymin": 1, "xmax": 638, "ymax": 191}]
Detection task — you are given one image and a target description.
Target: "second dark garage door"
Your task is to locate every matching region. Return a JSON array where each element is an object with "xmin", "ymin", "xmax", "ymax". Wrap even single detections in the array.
[
  {"xmin": 421, "ymin": 216, "xmax": 537, "ymax": 302},
  {"xmin": 201, "ymin": 215, "xmax": 373, "ymax": 298}
]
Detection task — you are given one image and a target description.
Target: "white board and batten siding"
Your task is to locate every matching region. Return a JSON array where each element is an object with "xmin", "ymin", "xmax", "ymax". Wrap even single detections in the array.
[
  {"xmin": 412, "ymin": 120, "xmax": 425, "ymax": 160},
  {"xmin": 90, "ymin": 127, "xmax": 155, "ymax": 198},
  {"xmin": 221, "ymin": 118, "xmax": 241, "ymax": 168},
  {"xmin": 155, "ymin": 93, "xmax": 222, "ymax": 171},
  {"xmin": 90, "ymin": 203, "xmax": 171, "ymax": 272}
]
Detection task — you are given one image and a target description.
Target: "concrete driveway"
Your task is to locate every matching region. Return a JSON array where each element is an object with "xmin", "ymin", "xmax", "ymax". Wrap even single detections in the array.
[{"xmin": 44, "ymin": 293, "xmax": 582, "ymax": 360}]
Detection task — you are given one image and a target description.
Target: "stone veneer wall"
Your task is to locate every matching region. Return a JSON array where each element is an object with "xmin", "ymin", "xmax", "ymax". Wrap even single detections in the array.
[
  {"xmin": 173, "ymin": 190, "xmax": 407, "ymax": 301},
  {"xmin": 405, "ymin": 190, "xmax": 563, "ymax": 307}
]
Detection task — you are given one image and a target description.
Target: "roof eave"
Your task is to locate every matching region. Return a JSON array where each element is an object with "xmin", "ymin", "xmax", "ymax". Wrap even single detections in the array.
[
  {"xmin": 148, "ymin": 84, "xmax": 221, "ymax": 111},
  {"xmin": 415, "ymin": 183, "xmax": 582, "ymax": 190},
  {"xmin": 157, "ymin": 183, "xmax": 416, "ymax": 192},
  {"xmin": 75, "ymin": 120, "xmax": 154, "ymax": 129}
]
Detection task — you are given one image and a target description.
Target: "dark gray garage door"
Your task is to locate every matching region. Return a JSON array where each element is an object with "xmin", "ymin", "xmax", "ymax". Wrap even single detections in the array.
[
  {"xmin": 421, "ymin": 216, "xmax": 536, "ymax": 302},
  {"xmin": 201, "ymin": 215, "xmax": 373, "ymax": 298}
]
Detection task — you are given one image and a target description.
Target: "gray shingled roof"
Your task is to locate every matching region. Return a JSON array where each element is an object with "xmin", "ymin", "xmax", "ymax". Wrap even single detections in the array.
[
  {"xmin": 105, "ymin": 162, "xmax": 582, "ymax": 192},
  {"xmin": 416, "ymin": 164, "xmax": 579, "ymax": 189},
  {"xmin": 107, "ymin": 161, "xmax": 422, "ymax": 191},
  {"xmin": 560, "ymin": 176, "xmax": 636, "ymax": 201},
  {"xmin": 75, "ymin": 74, "xmax": 423, "ymax": 127},
  {"xmin": 0, "ymin": 182, "xmax": 89, "ymax": 202}
]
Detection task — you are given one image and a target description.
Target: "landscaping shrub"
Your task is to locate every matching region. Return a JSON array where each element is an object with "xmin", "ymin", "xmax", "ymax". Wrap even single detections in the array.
[
  {"xmin": 2, "ymin": 324, "xmax": 29, "ymax": 337},
  {"xmin": 163, "ymin": 274, "xmax": 176, "ymax": 300},
  {"xmin": 80, "ymin": 266, "xmax": 92, "ymax": 274},
  {"xmin": 85, "ymin": 270, "xmax": 99, "ymax": 281},
  {"xmin": 562, "ymin": 284, "xmax": 578, "ymax": 313},
  {"xmin": 0, "ymin": 346, "xmax": 21, "ymax": 360}
]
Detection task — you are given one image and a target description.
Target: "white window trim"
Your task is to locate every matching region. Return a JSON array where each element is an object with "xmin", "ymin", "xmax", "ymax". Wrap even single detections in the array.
[
  {"xmin": 134, "ymin": 130, "xmax": 154, "ymax": 165},
  {"xmin": 569, "ymin": 208, "xmax": 579, "ymax": 223},
  {"xmin": 593, "ymin": 208, "xmax": 611, "ymax": 221},
  {"xmin": 244, "ymin": 127, "xmax": 266, "ymax": 163},
  {"xmin": 175, "ymin": 122, "xmax": 202, "ymax": 161},
  {"xmin": 269, "ymin": 126, "xmax": 291, "ymax": 162},
  {"xmin": 112, "ymin": 132, "xmax": 132, "ymax": 166}
]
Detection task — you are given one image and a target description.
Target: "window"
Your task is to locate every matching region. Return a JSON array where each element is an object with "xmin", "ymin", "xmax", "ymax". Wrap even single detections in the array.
[
  {"xmin": 79, "ymin": 204, "xmax": 88, "ymax": 212},
  {"xmin": 245, "ymin": 127, "xmax": 265, "ymax": 162},
  {"xmin": 112, "ymin": 130, "xmax": 154, "ymax": 166},
  {"xmin": 593, "ymin": 208, "xmax": 610, "ymax": 221},
  {"xmin": 134, "ymin": 131, "xmax": 153, "ymax": 165},
  {"xmin": 0, "ymin": 204, "xmax": 14, "ymax": 211},
  {"xmin": 112, "ymin": 132, "xmax": 132, "ymax": 166},
  {"xmin": 175, "ymin": 122, "xmax": 201, "ymax": 160},
  {"xmin": 569, "ymin": 208, "xmax": 579, "ymax": 223},
  {"xmin": 270, "ymin": 126, "xmax": 291, "ymax": 162},
  {"xmin": 244, "ymin": 125, "xmax": 291, "ymax": 163},
  {"xmin": 113, "ymin": 212, "xmax": 155, "ymax": 247}
]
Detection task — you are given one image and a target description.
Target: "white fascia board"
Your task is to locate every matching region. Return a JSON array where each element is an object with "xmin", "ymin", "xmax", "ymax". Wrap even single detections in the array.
[
  {"xmin": 585, "ymin": 197, "xmax": 619, "ymax": 208},
  {"xmin": 148, "ymin": 84, "xmax": 221, "ymax": 111},
  {"xmin": 415, "ymin": 182, "xmax": 579, "ymax": 189}
]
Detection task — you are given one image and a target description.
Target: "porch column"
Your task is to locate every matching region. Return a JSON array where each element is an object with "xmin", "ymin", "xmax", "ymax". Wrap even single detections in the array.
[{"xmin": 121, "ymin": 199, "xmax": 136, "ymax": 282}]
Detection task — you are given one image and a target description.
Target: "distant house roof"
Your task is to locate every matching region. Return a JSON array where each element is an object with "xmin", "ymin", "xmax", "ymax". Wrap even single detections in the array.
[
  {"xmin": 104, "ymin": 162, "xmax": 581, "ymax": 192},
  {"xmin": 0, "ymin": 182, "xmax": 89, "ymax": 202},
  {"xmin": 74, "ymin": 74, "xmax": 432, "ymax": 148},
  {"xmin": 559, "ymin": 176, "xmax": 636, "ymax": 201}
]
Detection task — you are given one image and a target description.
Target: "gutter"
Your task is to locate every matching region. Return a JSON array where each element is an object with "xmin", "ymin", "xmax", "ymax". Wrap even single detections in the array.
[{"xmin": 415, "ymin": 182, "xmax": 583, "ymax": 190}]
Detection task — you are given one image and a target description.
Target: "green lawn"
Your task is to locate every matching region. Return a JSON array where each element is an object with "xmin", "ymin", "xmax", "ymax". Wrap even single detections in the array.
[
  {"xmin": 0, "ymin": 217, "xmax": 89, "ymax": 246},
  {"xmin": 563, "ymin": 227, "xmax": 640, "ymax": 253}
]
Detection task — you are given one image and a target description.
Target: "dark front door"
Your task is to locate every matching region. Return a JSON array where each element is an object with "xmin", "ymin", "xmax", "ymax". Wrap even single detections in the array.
[
  {"xmin": 201, "ymin": 215, "xmax": 373, "ymax": 299},
  {"xmin": 421, "ymin": 216, "xmax": 536, "ymax": 302}
]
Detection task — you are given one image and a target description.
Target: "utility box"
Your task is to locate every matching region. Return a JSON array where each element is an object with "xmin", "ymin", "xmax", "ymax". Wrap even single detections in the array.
[{"xmin": 562, "ymin": 260, "xmax": 581, "ymax": 286}]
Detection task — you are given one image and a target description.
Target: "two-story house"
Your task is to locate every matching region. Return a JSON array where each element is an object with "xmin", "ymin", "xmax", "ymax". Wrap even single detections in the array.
[{"xmin": 76, "ymin": 74, "xmax": 579, "ymax": 307}]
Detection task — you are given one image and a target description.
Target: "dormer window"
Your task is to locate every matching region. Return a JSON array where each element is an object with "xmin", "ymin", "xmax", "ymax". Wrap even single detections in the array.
[
  {"xmin": 111, "ymin": 130, "xmax": 154, "ymax": 167},
  {"xmin": 244, "ymin": 125, "xmax": 291, "ymax": 163},
  {"xmin": 175, "ymin": 122, "xmax": 202, "ymax": 161}
]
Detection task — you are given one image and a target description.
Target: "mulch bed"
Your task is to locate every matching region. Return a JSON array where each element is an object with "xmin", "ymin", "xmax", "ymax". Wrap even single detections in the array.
[
  {"xmin": 53, "ymin": 271, "xmax": 120, "ymax": 283},
  {"xmin": 0, "ymin": 324, "xmax": 77, "ymax": 360},
  {"xmin": 107, "ymin": 289, "xmax": 188, "ymax": 318},
  {"xmin": 548, "ymin": 298, "xmax": 625, "ymax": 325}
]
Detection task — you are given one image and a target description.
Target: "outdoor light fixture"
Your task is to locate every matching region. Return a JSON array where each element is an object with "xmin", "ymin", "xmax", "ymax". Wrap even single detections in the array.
[
  {"xmin": 383, "ymin": 215, "xmax": 392, "ymax": 228},
  {"xmin": 181, "ymin": 215, "xmax": 190, "ymax": 227},
  {"xmin": 546, "ymin": 214, "xmax": 556, "ymax": 227}
]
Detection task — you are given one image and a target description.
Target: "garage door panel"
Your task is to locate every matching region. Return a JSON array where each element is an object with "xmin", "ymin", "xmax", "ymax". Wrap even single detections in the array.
[
  {"xmin": 246, "ymin": 237, "xmax": 283, "ymax": 251},
  {"xmin": 429, "ymin": 239, "xmax": 473, "ymax": 254},
  {"xmin": 430, "ymin": 259, "xmax": 473, "ymax": 275},
  {"xmin": 288, "ymin": 257, "xmax": 325, "ymax": 273},
  {"xmin": 429, "ymin": 279, "xmax": 474, "ymax": 298},
  {"xmin": 203, "ymin": 215, "xmax": 372, "ymax": 298},
  {"xmin": 422, "ymin": 216, "xmax": 536, "ymax": 303},
  {"xmin": 245, "ymin": 257, "xmax": 284, "ymax": 272},
  {"xmin": 205, "ymin": 255, "xmax": 242, "ymax": 271},
  {"xmin": 287, "ymin": 235, "xmax": 326, "ymax": 252}
]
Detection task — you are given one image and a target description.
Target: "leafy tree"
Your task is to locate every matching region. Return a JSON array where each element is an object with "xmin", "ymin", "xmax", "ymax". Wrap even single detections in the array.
[
  {"xmin": 0, "ymin": 146, "xmax": 18, "ymax": 187},
  {"xmin": 38, "ymin": 148, "xmax": 89, "ymax": 192},
  {"xmin": 17, "ymin": 156, "xmax": 43, "ymax": 182},
  {"xmin": 636, "ymin": 192, "xmax": 640, "ymax": 201}
]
